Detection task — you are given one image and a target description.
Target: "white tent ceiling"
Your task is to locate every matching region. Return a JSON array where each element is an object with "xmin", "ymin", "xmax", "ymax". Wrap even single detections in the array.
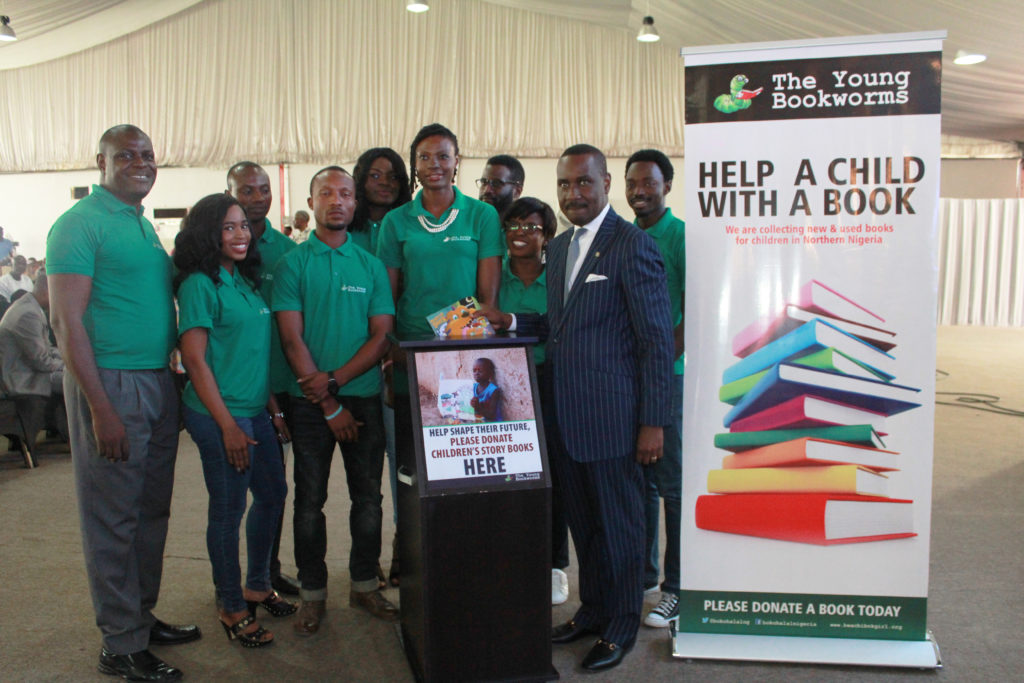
[{"xmin": 0, "ymin": 0, "xmax": 1020, "ymax": 156}]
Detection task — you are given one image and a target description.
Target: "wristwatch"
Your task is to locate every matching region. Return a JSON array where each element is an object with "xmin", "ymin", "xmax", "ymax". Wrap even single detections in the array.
[{"xmin": 327, "ymin": 371, "xmax": 339, "ymax": 397}]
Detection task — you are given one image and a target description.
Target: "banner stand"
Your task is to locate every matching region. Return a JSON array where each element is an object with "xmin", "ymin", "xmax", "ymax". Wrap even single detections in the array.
[{"xmin": 670, "ymin": 627, "xmax": 941, "ymax": 668}]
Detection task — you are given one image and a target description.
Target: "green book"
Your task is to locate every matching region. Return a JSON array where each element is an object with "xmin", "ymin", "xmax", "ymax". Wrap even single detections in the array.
[
  {"xmin": 719, "ymin": 347, "xmax": 890, "ymax": 405},
  {"xmin": 719, "ymin": 369, "xmax": 769, "ymax": 405},
  {"xmin": 791, "ymin": 346, "xmax": 892, "ymax": 381},
  {"xmin": 714, "ymin": 424, "xmax": 886, "ymax": 452}
]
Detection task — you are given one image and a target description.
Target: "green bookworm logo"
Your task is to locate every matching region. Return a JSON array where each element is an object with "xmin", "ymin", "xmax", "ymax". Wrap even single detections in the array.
[{"xmin": 714, "ymin": 74, "xmax": 764, "ymax": 114}]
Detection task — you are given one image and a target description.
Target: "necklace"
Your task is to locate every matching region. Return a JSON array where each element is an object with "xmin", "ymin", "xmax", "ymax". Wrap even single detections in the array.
[{"xmin": 417, "ymin": 208, "xmax": 459, "ymax": 233}]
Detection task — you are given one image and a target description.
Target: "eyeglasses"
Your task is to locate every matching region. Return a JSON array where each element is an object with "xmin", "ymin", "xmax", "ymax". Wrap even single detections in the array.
[
  {"xmin": 504, "ymin": 224, "xmax": 544, "ymax": 233},
  {"xmin": 476, "ymin": 178, "xmax": 521, "ymax": 190}
]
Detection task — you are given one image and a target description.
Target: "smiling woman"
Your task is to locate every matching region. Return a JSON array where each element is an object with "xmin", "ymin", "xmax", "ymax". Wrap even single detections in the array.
[{"xmin": 172, "ymin": 193, "xmax": 294, "ymax": 648}]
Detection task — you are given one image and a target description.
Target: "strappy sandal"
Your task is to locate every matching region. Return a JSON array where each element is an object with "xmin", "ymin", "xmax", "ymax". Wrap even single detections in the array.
[
  {"xmin": 246, "ymin": 590, "xmax": 298, "ymax": 618},
  {"xmin": 376, "ymin": 564, "xmax": 387, "ymax": 590},
  {"xmin": 220, "ymin": 613, "xmax": 273, "ymax": 648}
]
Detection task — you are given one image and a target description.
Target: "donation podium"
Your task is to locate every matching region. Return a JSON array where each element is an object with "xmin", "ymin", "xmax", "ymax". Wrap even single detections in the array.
[{"xmin": 395, "ymin": 335, "xmax": 557, "ymax": 682}]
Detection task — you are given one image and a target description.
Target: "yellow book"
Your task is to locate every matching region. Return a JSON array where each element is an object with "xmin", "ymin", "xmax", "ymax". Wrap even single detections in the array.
[{"xmin": 706, "ymin": 465, "xmax": 889, "ymax": 496}]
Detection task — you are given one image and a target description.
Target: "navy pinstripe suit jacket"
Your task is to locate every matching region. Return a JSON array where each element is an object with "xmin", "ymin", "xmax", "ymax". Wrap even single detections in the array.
[{"xmin": 523, "ymin": 207, "xmax": 674, "ymax": 462}]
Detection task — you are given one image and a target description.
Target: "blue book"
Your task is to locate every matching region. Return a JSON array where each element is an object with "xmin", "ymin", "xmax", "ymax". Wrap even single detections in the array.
[
  {"xmin": 723, "ymin": 362, "xmax": 921, "ymax": 428},
  {"xmin": 722, "ymin": 318, "xmax": 896, "ymax": 385}
]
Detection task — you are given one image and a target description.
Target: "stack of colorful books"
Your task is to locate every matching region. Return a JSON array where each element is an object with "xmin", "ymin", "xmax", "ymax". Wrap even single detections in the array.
[{"xmin": 696, "ymin": 280, "xmax": 923, "ymax": 545}]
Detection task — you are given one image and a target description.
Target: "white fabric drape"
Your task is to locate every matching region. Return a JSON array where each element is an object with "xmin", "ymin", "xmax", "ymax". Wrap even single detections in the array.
[
  {"xmin": 939, "ymin": 199, "xmax": 1024, "ymax": 326},
  {"xmin": 0, "ymin": 0, "xmax": 686, "ymax": 172}
]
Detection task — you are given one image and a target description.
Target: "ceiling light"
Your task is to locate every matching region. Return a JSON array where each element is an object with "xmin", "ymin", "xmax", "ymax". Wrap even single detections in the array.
[
  {"xmin": 407, "ymin": 2, "xmax": 430, "ymax": 12},
  {"xmin": 953, "ymin": 49, "xmax": 986, "ymax": 66},
  {"xmin": 0, "ymin": 16, "xmax": 17, "ymax": 42},
  {"xmin": 637, "ymin": 16, "xmax": 660, "ymax": 43}
]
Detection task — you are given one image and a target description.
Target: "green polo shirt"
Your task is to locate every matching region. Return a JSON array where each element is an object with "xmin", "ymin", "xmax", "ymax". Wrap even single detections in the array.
[
  {"xmin": 348, "ymin": 219, "xmax": 382, "ymax": 255},
  {"xmin": 46, "ymin": 184, "xmax": 175, "ymax": 369},
  {"xmin": 376, "ymin": 186, "xmax": 503, "ymax": 339},
  {"xmin": 254, "ymin": 220, "xmax": 297, "ymax": 394},
  {"xmin": 637, "ymin": 207, "xmax": 686, "ymax": 375},
  {"xmin": 178, "ymin": 268, "xmax": 272, "ymax": 417},
  {"xmin": 272, "ymin": 232, "xmax": 395, "ymax": 398},
  {"xmin": 500, "ymin": 259, "xmax": 547, "ymax": 365}
]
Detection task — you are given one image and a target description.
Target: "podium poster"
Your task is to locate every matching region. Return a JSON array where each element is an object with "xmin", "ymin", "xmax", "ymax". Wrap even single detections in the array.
[
  {"xmin": 413, "ymin": 346, "xmax": 543, "ymax": 489},
  {"xmin": 680, "ymin": 32, "xmax": 942, "ymax": 657}
]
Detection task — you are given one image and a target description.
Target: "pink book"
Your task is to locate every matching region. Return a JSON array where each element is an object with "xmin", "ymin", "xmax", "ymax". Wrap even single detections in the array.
[
  {"xmin": 732, "ymin": 281, "xmax": 891, "ymax": 358},
  {"xmin": 729, "ymin": 394, "xmax": 888, "ymax": 433}
]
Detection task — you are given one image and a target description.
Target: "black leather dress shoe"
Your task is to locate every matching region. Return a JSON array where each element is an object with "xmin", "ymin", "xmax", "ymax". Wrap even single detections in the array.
[
  {"xmin": 581, "ymin": 639, "xmax": 631, "ymax": 671},
  {"xmin": 271, "ymin": 572, "xmax": 301, "ymax": 596},
  {"xmin": 98, "ymin": 648, "xmax": 183, "ymax": 682},
  {"xmin": 149, "ymin": 619, "xmax": 202, "ymax": 646},
  {"xmin": 551, "ymin": 619, "xmax": 600, "ymax": 644}
]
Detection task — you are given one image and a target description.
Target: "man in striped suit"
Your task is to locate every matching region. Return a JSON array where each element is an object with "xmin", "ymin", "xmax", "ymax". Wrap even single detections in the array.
[{"xmin": 485, "ymin": 144, "xmax": 674, "ymax": 671}]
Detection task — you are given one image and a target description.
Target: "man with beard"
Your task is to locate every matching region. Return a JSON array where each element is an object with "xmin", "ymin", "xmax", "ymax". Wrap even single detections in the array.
[
  {"xmin": 48, "ymin": 125, "xmax": 199, "ymax": 682},
  {"xmin": 226, "ymin": 161, "xmax": 301, "ymax": 596},
  {"xmin": 476, "ymin": 154, "xmax": 524, "ymax": 217},
  {"xmin": 273, "ymin": 167, "xmax": 398, "ymax": 634},
  {"xmin": 625, "ymin": 149, "xmax": 685, "ymax": 630}
]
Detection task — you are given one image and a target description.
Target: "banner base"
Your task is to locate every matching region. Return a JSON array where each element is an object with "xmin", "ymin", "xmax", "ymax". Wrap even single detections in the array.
[{"xmin": 670, "ymin": 626, "xmax": 941, "ymax": 669}]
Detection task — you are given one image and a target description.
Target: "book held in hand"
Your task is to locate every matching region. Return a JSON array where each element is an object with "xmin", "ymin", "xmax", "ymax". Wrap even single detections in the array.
[{"xmin": 426, "ymin": 296, "xmax": 495, "ymax": 338}]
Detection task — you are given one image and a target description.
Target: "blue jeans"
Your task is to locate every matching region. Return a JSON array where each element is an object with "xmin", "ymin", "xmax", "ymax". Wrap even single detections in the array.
[
  {"xmin": 644, "ymin": 375, "xmax": 683, "ymax": 593},
  {"xmin": 291, "ymin": 396, "xmax": 385, "ymax": 598},
  {"xmin": 184, "ymin": 405, "xmax": 287, "ymax": 613}
]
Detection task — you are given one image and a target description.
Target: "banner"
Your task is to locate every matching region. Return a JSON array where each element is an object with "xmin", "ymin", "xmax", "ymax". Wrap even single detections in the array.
[{"xmin": 680, "ymin": 32, "xmax": 942, "ymax": 659}]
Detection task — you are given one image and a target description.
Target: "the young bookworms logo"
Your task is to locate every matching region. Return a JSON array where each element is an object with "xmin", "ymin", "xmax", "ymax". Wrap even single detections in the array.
[{"xmin": 714, "ymin": 74, "xmax": 764, "ymax": 114}]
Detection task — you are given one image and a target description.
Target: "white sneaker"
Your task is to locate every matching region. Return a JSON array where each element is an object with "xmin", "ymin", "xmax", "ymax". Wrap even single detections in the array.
[
  {"xmin": 644, "ymin": 592, "xmax": 679, "ymax": 628},
  {"xmin": 644, "ymin": 583, "xmax": 660, "ymax": 597},
  {"xmin": 551, "ymin": 568, "xmax": 569, "ymax": 605}
]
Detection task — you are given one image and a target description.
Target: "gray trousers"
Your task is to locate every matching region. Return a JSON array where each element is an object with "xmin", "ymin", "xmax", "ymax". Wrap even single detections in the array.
[{"xmin": 65, "ymin": 368, "xmax": 180, "ymax": 654}]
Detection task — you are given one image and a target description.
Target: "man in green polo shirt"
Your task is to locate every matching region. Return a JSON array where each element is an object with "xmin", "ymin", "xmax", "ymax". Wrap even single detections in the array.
[
  {"xmin": 47, "ymin": 125, "xmax": 199, "ymax": 683},
  {"xmin": 625, "ymin": 149, "xmax": 686, "ymax": 630},
  {"xmin": 273, "ymin": 167, "xmax": 397, "ymax": 634},
  {"xmin": 226, "ymin": 160, "xmax": 300, "ymax": 596}
]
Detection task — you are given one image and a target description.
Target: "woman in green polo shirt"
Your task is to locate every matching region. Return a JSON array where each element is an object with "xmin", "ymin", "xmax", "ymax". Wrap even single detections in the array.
[
  {"xmin": 377, "ymin": 123, "xmax": 505, "ymax": 340},
  {"xmin": 173, "ymin": 194, "xmax": 293, "ymax": 649},
  {"xmin": 376, "ymin": 123, "xmax": 504, "ymax": 585}
]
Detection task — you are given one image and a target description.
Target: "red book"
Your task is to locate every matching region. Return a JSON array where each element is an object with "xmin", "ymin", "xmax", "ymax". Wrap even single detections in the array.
[
  {"xmin": 729, "ymin": 394, "xmax": 888, "ymax": 433},
  {"xmin": 695, "ymin": 493, "xmax": 916, "ymax": 545}
]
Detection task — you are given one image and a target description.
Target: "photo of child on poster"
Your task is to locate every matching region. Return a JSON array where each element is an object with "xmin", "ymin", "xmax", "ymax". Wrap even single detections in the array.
[{"xmin": 415, "ymin": 347, "xmax": 534, "ymax": 426}]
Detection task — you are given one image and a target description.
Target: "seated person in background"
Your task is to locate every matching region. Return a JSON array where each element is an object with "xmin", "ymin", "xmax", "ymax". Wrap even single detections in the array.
[
  {"xmin": 290, "ymin": 210, "xmax": 311, "ymax": 244},
  {"xmin": 0, "ymin": 255, "xmax": 34, "ymax": 307},
  {"xmin": 0, "ymin": 270, "xmax": 68, "ymax": 440}
]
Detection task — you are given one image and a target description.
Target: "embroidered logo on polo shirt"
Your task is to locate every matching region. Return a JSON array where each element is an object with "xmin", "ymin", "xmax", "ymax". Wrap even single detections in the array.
[
  {"xmin": 341, "ymin": 284, "xmax": 367, "ymax": 294},
  {"xmin": 443, "ymin": 236, "xmax": 472, "ymax": 242}
]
